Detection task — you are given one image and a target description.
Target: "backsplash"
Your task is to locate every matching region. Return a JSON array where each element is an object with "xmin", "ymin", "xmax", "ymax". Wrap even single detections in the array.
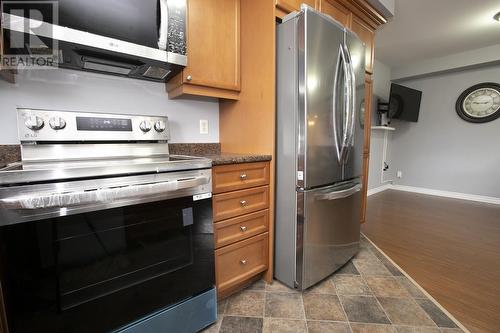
[
  {"xmin": 0, "ymin": 145, "xmax": 21, "ymax": 167},
  {"xmin": 0, "ymin": 143, "xmax": 222, "ymax": 167},
  {"xmin": 0, "ymin": 68, "xmax": 220, "ymax": 144}
]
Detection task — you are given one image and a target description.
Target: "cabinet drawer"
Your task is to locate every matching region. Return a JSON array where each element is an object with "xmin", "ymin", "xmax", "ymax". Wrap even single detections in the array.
[
  {"xmin": 215, "ymin": 233, "xmax": 269, "ymax": 293},
  {"xmin": 214, "ymin": 210, "xmax": 269, "ymax": 248},
  {"xmin": 213, "ymin": 162, "xmax": 270, "ymax": 194},
  {"xmin": 213, "ymin": 186, "xmax": 269, "ymax": 222}
]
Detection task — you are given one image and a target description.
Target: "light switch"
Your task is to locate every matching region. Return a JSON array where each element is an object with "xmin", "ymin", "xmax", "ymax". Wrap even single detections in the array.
[{"xmin": 199, "ymin": 119, "xmax": 209, "ymax": 134}]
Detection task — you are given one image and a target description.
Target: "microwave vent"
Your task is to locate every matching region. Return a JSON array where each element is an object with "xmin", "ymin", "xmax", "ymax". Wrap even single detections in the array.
[{"xmin": 143, "ymin": 66, "xmax": 171, "ymax": 80}]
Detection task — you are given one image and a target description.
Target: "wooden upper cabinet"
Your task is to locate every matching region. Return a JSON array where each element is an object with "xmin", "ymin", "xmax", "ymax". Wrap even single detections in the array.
[
  {"xmin": 350, "ymin": 15, "xmax": 375, "ymax": 74},
  {"xmin": 320, "ymin": 0, "xmax": 351, "ymax": 28},
  {"xmin": 167, "ymin": 0, "xmax": 240, "ymax": 100},
  {"xmin": 276, "ymin": 0, "xmax": 317, "ymax": 14}
]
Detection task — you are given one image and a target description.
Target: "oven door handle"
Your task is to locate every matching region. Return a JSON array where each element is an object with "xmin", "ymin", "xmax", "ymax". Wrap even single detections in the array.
[{"xmin": 0, "ymin": 176, "xmax": 210, "ymax": 210}]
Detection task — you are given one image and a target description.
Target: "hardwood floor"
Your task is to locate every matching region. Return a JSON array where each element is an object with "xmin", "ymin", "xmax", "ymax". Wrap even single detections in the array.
[{"xmin": 362, "ymin": 190, "xmax": 500, "ymax": 333}]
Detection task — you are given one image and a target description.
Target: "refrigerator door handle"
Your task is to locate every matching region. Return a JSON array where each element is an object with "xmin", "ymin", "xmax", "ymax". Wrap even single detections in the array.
[
  {"xmin": 340, "ymin": 45, "xmax": 353, "ymax": 163},
  {"xmin": 333, "ymin": 44, "xmax": 350, "ymax": 163},
  {"xmin": 343, "ymin": 42, "xmax": 357, "ymax": 158},
  {"xmin": 315, "ymin": 183, "xmax": 362, "ymax": 201}
]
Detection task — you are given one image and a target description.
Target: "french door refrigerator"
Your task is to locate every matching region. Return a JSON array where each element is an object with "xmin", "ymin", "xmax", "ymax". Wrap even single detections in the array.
[{"xmin": 275, "ymin": 5, "xmax": 365, "ymax": 290}]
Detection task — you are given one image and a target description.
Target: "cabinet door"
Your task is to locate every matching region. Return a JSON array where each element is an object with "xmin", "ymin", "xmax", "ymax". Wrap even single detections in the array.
[
  {"xmin": 361, "ymin": 75, "xmax": 373, "ymax": 224},
  {"xmin": 320, "ymin": 0, "xmax": 351, "ymax": 28},
  {"xmin": 351, "ymin": 16, "xmax": 375, "ymax": 74},
  {"xmin": 183, "ymin": 0, "xmax": 240, "ymax": 91},
  {"xmin": 276, "ymin": 0, "xmax": 316, "ymax": 13}
]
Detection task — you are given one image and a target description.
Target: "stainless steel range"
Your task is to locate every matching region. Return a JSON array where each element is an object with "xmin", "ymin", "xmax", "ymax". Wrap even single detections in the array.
[{"xmin": 0, "ymin": 109, "xmax": 217, "ymax": 333}]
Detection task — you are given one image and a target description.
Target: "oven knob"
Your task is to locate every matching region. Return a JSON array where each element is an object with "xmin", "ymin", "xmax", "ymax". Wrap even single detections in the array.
[
  {"xmin": 25, "ymin": 115, "xmax": 44, "ymax": 130},
  {"xmin": 154, "ymin": 120, "xmax": 166, "ymax": 133},
  {"xmin": 139, "ymin": 120, "xmax": 152, "ymax": 132},
  {"xmin": 49, "ymin": 116, "xmax": 66, "ymax": 130}
]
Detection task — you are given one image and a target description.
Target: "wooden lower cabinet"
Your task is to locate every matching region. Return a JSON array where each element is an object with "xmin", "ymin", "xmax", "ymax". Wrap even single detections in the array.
[
  {"xmin": 214, "ymin": 210, "xmax": 269, "ymax": 248},
  {"xmin": 213, "ymin": 186, "xmax": 269, "ymax": 222},
  {"xmin": 212, "ymin": 162, "xmax": 270, "ymax": 194},
  {"xmin": 212, "ymin": 161, "xmax": 271, "ymax": 298},
  {"xmin": 215, "ymin": 233, "xmax": 269, "ymax": 296}
]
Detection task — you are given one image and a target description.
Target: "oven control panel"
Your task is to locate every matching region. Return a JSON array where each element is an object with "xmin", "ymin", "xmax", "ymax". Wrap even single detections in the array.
[{"xmin": 17, "ymin": 108, "xmax": 171, "ymax": 142}]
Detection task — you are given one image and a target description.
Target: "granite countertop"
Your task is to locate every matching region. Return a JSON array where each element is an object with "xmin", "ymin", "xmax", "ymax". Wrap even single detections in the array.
[
  {"xmin": 168, "ymin": 144, "xmax": 272, "ymax": 166},
  {"xmin": 0, "ymin": 144, "xmax": 271, "ymax": 167},
  {"xmin": 198, "ymin": 153, "xmax": 272, "ymax": 166}
]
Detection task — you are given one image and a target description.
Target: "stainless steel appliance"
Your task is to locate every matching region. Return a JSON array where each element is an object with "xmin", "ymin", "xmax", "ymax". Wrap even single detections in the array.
[
  {"xmin": 275, "ymin": 5, "xmax": 365, "ymax": 290},
  {"xmin": 0, "ymin": 109, "xmax": 216, "ymax": 333},
  {"xmin": 1, "ymin": 0, "xmax": 187, "ymax": 81}
]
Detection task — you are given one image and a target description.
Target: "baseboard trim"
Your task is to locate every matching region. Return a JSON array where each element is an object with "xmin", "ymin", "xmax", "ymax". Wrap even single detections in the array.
[
  {"xmin": 367, "ymin": 183, "xmax": 500, "ymax": 205},
  {"xmin": 391, "ymin": 185, "xmax": 500, "ymax": 205},
  {"xmin": 367, "ymin": 183, "xmax": 392, "ymax": 196}
]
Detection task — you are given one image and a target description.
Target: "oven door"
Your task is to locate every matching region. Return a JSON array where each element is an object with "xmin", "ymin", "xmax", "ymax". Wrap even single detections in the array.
[{"xmin": 0, "ymin": 194, "xmax": 214, "ymax": 333}]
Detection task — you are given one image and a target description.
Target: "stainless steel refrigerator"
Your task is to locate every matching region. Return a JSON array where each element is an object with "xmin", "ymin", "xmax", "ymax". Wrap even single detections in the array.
[{"xmin": 275, "ymin": 5, "xmax": 365, "ymax": 290}]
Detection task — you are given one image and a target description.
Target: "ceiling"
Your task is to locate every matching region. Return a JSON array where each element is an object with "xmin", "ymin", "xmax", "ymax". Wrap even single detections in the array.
[{"xmin": 375, "ymin": 0, "xmax": 500, "ymax": 68}]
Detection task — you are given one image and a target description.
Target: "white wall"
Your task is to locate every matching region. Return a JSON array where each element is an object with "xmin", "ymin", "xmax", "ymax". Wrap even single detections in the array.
[
  {"xmin": 368, "ymin": 60, "xmax": 393, "ymax": 189},
  {"xmin": 390, "ymin": 64, "xmax": 500, "ymax": 197},
  {"xmin": 392, "ymin": 44, "xmax": 500, "ymax": 82},
  {"xmin": 0, "ymin": 68, "xmax": 220, "ymax": 144}
]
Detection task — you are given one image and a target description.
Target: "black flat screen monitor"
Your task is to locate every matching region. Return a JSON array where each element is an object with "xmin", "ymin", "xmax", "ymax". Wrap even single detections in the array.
[{"xmin": 389, "ymin": 83, "xmax": 422, "ymax": 122}]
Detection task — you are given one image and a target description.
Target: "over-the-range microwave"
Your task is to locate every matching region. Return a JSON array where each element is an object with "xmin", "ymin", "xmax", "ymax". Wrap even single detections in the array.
[{"xmin": 1, "ymin": 0, "xmax": 187, "ymax": 82}]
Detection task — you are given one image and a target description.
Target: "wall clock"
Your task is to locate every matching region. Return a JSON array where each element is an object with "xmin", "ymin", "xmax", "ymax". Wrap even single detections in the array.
[{"xmin": 455, "ymin": 82, "xmax": 500, "ymax": 123}]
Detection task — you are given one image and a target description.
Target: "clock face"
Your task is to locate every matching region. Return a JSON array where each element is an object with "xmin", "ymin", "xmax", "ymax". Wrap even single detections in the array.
[
  {"xmin": 462, "ymin": 88, "xmax": 500, "ymax": 118},
  {"xmin": 456, "ymin": 83, "xmax": 500, "ymax": 123}
]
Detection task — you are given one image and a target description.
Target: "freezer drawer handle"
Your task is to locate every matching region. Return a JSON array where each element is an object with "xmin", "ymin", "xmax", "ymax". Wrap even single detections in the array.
[{"xmin": 316, "ymin": 184, "xmax": 362, "ymax": 201}]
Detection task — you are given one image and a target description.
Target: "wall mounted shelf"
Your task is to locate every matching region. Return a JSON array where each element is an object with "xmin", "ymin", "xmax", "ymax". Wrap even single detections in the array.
[{"xmin": 371, "ymin": 126, "xmax": 395, "ymax": 131}]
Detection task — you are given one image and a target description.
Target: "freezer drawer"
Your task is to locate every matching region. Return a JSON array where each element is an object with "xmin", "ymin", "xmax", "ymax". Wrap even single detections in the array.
[{"xmin": 300, "ymin": 181, "xmax": 361, "ymax": 289}]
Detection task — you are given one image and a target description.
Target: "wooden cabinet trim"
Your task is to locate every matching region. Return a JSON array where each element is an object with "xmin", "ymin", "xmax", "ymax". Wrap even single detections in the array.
[
  {"xmin": 360, "ymin": 74, "xmax": 373, "ymax": 224},
  {"xmin": 337, "ymin": 0, "xmax": 386, "ymax": 28},
  {"xmin": 167, "ymin": 82, "xmax": 240, "ymax": 100},
  {"xmin": 212, "ymin": 162, "xmax": 270, "ymax": 194},
  {"xmin": 275, "ymin": 0, "xmax": 317, "ymax": 13},
  {"xmin": 213, "ymin": 186, "xmax": 269, "ymax": 222},
  {"xmin": 320, "ymin": 0, "xmax": 352, "ymax": 28},
  {"xmin": 214, "ymin": 209, "xmax": 269, "ymax": 248},
  {"xmin": 351, "ymin": 15, "xmax": 375, "ymax": 74}
]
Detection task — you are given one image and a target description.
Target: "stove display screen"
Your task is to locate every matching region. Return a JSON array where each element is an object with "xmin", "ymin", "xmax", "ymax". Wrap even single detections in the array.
[{"xmin": 76, "ymin": 117, "xmax": 133, "ymax": 131}]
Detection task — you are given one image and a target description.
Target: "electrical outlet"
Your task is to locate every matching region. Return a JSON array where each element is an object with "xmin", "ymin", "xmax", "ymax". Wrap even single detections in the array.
[
  {"xmin": 397, "ymin": 170, "xmax": 403, "ymax": 178},
  {"xmin": 199, "ymin": 120, "xmax": 209, "ymax": 134}
]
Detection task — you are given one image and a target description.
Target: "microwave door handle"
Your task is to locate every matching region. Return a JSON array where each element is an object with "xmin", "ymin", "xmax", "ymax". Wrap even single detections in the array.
[
  {"xmin": 315, "ymin": 183, "xmax": 361, "ymax": 201},
  {"xmin": 0, "ymin": 176, "xmax": 211, "ymax": 210},
  {"xmin": 158, "ymin": 0, "xmax": 169, "ymax": 50}
]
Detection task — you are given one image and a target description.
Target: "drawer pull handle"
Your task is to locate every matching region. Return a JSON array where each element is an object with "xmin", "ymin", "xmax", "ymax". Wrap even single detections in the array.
[
  {"xmin": 240, "ymin": 226, "xmax": 247, "ymax": 232},
  {"xmin": 240, "ymin": 174, "xmax": 247, "ymax": 180},
  {"xmin": 240, "ymin": 200, "xmax": 247, "ymax": 207},
  {"xmin": 240, "ymin": 259, "xmax": 247, "ymax": 265}
]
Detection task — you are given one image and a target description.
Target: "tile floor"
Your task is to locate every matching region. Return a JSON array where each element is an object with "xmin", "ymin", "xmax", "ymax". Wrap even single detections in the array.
[{"xmin": 201, "ymin": 235, "xmax": 464, "ymax": 333}]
